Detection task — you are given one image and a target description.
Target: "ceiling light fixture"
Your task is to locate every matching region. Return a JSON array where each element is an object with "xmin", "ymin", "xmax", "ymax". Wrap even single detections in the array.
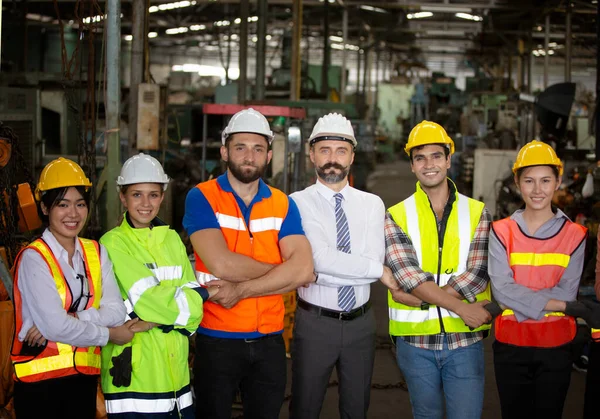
[
  {"xmin": 359, "ymin": 5, "xmax": 387, "ymax": 13},
  {"xmin": 455, "ymin": 12, "xmax": 483, "ymax": 22},
  {"xmin": 166, "ymin": 27, "xmax": 189, "ymax": 34},
  {"xmin": 190, "ymin": 24, "xmax": 206, "ymax": 31},
  {"xmin": 148, "ymin": 32, "xmax": 158, "ymax": 38},
  {"xmin": 329, "ymin": 35, "xmax": 344, "ymax": 42},
  {"xmin": 407, "ymin": 11, "xmax": 433, "ymax": 19},
  {"xmin": 424, "ymin": 6, "xmax": 471, "ymax": 13}
]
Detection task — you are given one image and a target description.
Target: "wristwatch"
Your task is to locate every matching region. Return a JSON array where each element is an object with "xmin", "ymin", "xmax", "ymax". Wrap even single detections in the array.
[{"xmin": 420, "ymin": 302, "xmax": 430, "ymax": 311}]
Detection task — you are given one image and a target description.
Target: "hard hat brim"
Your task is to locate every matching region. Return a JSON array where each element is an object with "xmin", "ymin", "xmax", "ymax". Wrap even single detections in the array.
[{"xmin": 308, "ymin": 133, "xmax": 357, "ymax": 147}]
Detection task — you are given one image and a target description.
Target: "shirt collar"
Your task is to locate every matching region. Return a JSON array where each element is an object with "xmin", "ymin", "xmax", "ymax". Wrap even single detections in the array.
[
  {"xmin": 315, "ymin": 179, "xmax": 350, "ymax": 205},
  {"xmin": 42, "ymin": 228, "xmax": 83, "ymax": 262},
  {"xmin": 511, "ymin": 207, "xmax": 568, "ymax": 222},
  {"xmin": 217, "ymin": 172, "xmax": 272, "ymax": 200}
]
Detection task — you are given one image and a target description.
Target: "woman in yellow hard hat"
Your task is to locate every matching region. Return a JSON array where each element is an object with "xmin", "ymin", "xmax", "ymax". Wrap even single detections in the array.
[
  {"xmin": 10, "ymin": 157, "xmax": 135, "ymax": 419},
  {"xmin": 488, "ymin": 140, "xmax": 593, "ymax": 418}
]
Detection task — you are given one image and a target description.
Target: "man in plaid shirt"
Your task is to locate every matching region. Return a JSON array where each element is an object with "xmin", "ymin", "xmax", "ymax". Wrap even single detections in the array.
[{"xmin": 383, "ymin": 121, "xmax": 499, "ymax": 419}]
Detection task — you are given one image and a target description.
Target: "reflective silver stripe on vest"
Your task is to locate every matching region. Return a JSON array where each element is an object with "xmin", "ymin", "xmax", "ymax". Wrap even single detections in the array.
[
  {"xmin": 105, "ymin": 389, "xmax": 193, "ymax": 414},
  {"xmin": 390, "ymin": 193, "xmax": 471, "ymax": 323},
  {"xmin": 196, "ymin": 271, "xmax": 217, "ymax": 285},
  {"xmin": 249, "ymin": 217, "xmax": 283, "ymax": 233},
  {"xmin": 215, "ymin": 212, "xmax": 246, "ymax": 231},
  {"xmin": 149, "ymin": 265, "xmax": 183, "ymax": 282}
]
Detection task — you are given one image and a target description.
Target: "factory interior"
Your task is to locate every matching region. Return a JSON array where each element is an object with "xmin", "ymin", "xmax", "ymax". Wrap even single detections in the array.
[{"xmin": 0, "ymin": 0, "xmax": 599, "ymax": 417}]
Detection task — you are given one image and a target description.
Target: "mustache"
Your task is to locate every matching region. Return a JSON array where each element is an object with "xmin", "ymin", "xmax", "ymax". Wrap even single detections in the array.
[{"xmin": 319, "ymin": 162, "xmax": 346, "ymax": 171}]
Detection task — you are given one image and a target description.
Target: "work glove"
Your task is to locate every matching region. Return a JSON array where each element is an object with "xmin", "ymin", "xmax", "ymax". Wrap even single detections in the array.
[
  {"xmin": 110, "ymin": 346, "xmax": 133, "ymax": 387},
  {"xmin": 565, "ymin": 301, "xmax": 593, "ymax": 319},
  {"xmin": 581, "ymin": 300, "xmax": 600, "ymax": 329},
  {"xmin": 483, "ymin": 302, "xmax": 503, "ymax": 320}
]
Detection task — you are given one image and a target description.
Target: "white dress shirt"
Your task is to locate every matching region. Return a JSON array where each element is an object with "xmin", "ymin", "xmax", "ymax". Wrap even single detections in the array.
[
  {"xmin": 290, "ymin": 180, "xmax": 385, "ymax": 311},
  {"xmin": 17, "ymin": 229, "xmax": 126, "ymax": 347}
]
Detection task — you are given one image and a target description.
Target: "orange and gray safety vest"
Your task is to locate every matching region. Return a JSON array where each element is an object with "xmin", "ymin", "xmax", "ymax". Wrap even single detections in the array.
[
  {"xmin": 492, "ymin": 218, "xmax": 587, "ymax": 348},
  {"xmin": 11, "ymin": 238, "xmax": 102, "ymax": 382}
]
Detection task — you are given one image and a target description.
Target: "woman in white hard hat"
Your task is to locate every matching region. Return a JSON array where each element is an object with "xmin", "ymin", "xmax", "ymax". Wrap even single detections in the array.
[
  {"xmin": 99, "ymin": 153, "xmax": 218, "ymax": 418},
  {"xmin": 489, "ymin": 140, "xmax": 596, "ymax": 419},
  {"xmin": 11, "ymin": 157, "xmax": 132, "ymax": 419}
]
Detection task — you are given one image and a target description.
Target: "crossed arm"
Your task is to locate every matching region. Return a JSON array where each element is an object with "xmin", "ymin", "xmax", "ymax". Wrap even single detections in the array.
[{"xmin": 190, "ymin": 229, "xmax": 315, "ymax": 308}]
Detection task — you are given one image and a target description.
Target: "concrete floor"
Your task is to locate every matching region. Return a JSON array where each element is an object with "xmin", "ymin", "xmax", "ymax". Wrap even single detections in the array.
[{"xmin": 273, "ymin": 161, "xmax": 587, "ymax": 419}]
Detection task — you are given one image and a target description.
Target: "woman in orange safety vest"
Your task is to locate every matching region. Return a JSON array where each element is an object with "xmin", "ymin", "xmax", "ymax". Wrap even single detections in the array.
[
  {"xmin": 488, "ymin": 141, "xmax": 592, "ymax": 419},
  {"xmin": 10, "ymin": 158, "xmax": 134, "ymax": 419}
]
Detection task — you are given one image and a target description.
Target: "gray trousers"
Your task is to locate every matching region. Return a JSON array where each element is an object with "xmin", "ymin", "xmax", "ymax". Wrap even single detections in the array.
[{"xmin": 290, "ymin": 303, "xmax": 376, "ymax": 419}]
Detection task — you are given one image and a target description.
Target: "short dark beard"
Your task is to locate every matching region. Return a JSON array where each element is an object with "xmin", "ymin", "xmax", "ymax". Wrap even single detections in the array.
[
  {"xmin": 227, "ymin": 160, "xmax": 267, "ymax": 184},
  {"xmin": 316, "ymin": 162, "xmax": 349, "ymax": 184}
]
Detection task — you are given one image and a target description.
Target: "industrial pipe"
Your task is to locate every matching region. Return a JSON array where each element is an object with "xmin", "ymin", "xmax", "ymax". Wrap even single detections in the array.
[
  {"xmin": 256, "ymin": 0, "xmax": 267, "ymax": 100},
  {"xmin": 129, "ymin": 0, "xmax": 145, "ymax": 157},
  {"xmin": 238, "ymin": 0, "xmax": 249, "ymax": 103},
  {"xmin": 106, "ymin": 0, "xmax": 121, "ymax": 229}
]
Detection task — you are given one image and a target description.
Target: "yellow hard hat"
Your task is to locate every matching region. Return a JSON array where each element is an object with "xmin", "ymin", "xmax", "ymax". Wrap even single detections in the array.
[
  {"xmin": 512, "ymin": 140, "xmax": 563, "ymax": 176},
  {"xmin": 405, "ymin": 120, "xmax": 455, "ymax": 156},
  {"xmin": 35, "ymin": 157, "xmax": 92, "ymax": 201}
]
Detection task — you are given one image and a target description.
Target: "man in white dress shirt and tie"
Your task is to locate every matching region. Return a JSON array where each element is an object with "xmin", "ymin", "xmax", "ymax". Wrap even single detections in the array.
[{"xmin": 289, "ymin": 113, "xmax": 396, "ymax": 419}]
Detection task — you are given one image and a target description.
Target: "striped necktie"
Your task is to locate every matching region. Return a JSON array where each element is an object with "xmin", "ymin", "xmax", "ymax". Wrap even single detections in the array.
[{"xmin": 334, "ymin": 193, "xmax": 356, "ymax": 312}]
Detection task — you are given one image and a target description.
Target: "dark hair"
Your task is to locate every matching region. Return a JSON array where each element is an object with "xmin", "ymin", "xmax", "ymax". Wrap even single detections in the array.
[
  {"xmin": 39, "ymin": 186, "xmax": 90, "ymax": 223},
  {"xmin": 515, "ymin": 165, "xmax": 560, "ymax": 180},
  {"xmin": 410, "ymin": 143, "xmax": 450, "ymax": 162},
  {"xmin": 225, "ymin": 132, "xmax": 270, "ymax": 149},
  {"xmin": 119, "ymin": 184, "xmax": 164, "ymax": 195}
]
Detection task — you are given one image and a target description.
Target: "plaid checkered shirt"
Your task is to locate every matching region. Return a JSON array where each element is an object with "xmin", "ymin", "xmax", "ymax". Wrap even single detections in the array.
[{"xmin": 384, "ymin": 184, "xmax": 492, "ymax": 351}]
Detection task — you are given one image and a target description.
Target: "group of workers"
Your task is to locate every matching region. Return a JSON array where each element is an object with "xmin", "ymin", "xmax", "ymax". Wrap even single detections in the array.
[{"xmin": 8, "ymin": 107, "xmax": 600, "ymax": 419}]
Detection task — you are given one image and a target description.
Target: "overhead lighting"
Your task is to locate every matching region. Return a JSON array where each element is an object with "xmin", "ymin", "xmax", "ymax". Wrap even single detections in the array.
[
  {"xmin": 83, "ymin": 14, "xmax": 106, "ymax": 24},
  {"xmin": 149, "ymin": 1, "xmax": 195, "ymax": 13},
  {"xmin": 359, "ymin": 5, "xmax": 387, "ymax": 13},
  {"xmin": 455, "ymin": 12, "xmax": 483, "ymax": 22},
  {"xmin": 331, "ymin": 43, "xmax": 344, "ymax": 50},
  {"xmin": 548, "ymin": 50, "xmax": 555, "ymax": 55},
  {"xmin": 548, "ymin": 42, "xmax": 558, "ymax": 48},
  {"xmin": 266, "ymin": 34, "xmax": 272, "ymax": 40},
  {"xmin": 148, "ymin": 32, "xmax": 158, "ymax": 38},
  {"xmin": 318, "ymin": 0, "xmax": 336, "ymax": 3},
  {"xmin": 190, "ymin": 24, "xmax": 206, "ymax": 31},
  {"xmin": 231, "ymin": 34, "xmax": 239, "ymax": 40},
  {"xmin": 424, "ymin": 6, "xmax": 471, "ymax": 13},
  {"xmin": 407, "ymin": 12, "xmax": 433, "ymax": 19},
  {"xmin": 26, "ymin": 13, "xmax": 54, "ymax": 23},
  {"xmin": 536, "ymin": 25, "xmax": 543, "ymax": 31},
  {"xmin": 329, "ymin": 35, "xmax": 344, "ymax": 42},
  {"xmin": 252, "ymin": 36, "xmax": 258, "ymax": 43},
  {"xmin": 123, "ymin": 35, "xmax": 133, "ymax": 41},
  {"xmin": 215, "ymin": 20, "xmax": 231, "ymax": 27},
  {"xmin": 249, "ymin": 16, "xmax": 259, "ymax": 22},
  {"xmin": 166, "ymin": 27, "xmax": 189, "ymax": 34}
]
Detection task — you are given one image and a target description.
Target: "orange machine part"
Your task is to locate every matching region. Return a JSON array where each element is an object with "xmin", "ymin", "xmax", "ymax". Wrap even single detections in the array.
[
  {"xmin": 0, "ymin": 139, "xmax": 11, "ymax": 168},
  {"xmin": 16, "ymin": 183, "xmax": 41, "ymax": 232},
  {"xmin": 3, "ymin": 184, "xmax": 42, "ymax": 233}
]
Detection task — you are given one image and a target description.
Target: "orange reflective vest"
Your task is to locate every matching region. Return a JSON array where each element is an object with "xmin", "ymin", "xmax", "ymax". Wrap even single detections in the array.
[
  {"xmin": 492, "ymin": 218, "xmax": 587, "ymax": 348},
  {"xmin": 11, "ymin": 238, "xmax": 102, "ymax": 382},
  {"xmin": 194, "ymin": 179, "xmax": 288, "ymax": 336},
  {"xmin": 592, "ymin": 328, "xmax": 600, "ymax": 341}
]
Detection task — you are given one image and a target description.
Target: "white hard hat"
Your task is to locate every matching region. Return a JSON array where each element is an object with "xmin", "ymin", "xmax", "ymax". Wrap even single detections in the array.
[
  {"xmin": 308, "ymin": 113, "xmax": 357, "ymax": 147},
  {"xmin": 221, "ymin": 108, "xmax": 274, "ymax": 145},
  {"xmin": 117, "ymin": 153, "xmax": 170, "ymax": 191}
]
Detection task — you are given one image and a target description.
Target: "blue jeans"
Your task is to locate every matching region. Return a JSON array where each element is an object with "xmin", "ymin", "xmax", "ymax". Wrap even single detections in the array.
[{"xmin": 395, "ymin": 337, "xmax": 485, "ymax": 419}]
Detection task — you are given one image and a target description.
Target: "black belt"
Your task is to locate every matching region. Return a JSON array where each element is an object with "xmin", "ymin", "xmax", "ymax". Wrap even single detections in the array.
[{"xmin": 298, "ymin": 299, "xmax": 371, "ymax": 321}]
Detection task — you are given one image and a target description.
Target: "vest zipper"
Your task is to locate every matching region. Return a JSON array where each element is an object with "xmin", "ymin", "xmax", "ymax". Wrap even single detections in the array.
[{"xmin": 428, "ymin": 197, "xmax": 452, "ymax": 335}]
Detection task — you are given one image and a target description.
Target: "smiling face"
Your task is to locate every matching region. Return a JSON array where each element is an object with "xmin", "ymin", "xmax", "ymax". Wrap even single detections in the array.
[
  {"xmin": 120, "ymin": 183, "xmax": 164, "ymax": 228},
  {"xmin": 41, "ymin": 187, "xmax": 88, "ymax": 247},
  {"xmin": 516, "ymin": 165, "xmax": 561, "ymax": 212},
  {"xmin": 410, "ymin": 144, "xmax": 451, "ymax": 190},
  {"xmin": 310, "ymin": 140, "xmax": 354, "ymax": 185},
  {"xmin": 221, "ymin": 133, "xmax": 272, "ymax": 184}
]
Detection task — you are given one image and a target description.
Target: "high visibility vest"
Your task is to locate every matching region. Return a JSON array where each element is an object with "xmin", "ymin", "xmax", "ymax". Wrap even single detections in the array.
[
  {"xmin": 194, "ymin": 179, "xmax": 288, "ymax": 335},
  {"xmin": 492, "ymin": 217, "xmax": 587, "ymax": 348},
  {"xmin": 592, "ymin": 328, "xmax": 600, "ymax": 341},
  {"xmin": 11, "ymin": 238, "xmax": 102, "ymax": 382},
  {"xmin": 387, "ymin": 181, "xmax": 491, "ymax": 336}
]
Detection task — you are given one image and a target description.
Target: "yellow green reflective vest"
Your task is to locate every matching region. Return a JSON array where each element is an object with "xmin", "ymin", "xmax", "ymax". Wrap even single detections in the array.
[{"xmin": 387, "ymin": 181, "xmax": 491, "ymax": 336}]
